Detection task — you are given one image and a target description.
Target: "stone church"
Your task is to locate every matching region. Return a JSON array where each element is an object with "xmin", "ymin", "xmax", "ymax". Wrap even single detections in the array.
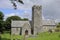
[{"xmin": 11, "ymin": 5, "xmax": 56, "ymax": 35}]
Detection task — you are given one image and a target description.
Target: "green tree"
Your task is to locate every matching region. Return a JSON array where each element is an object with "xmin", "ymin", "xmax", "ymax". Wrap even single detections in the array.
[
  {"xmin": 0, "ymin": 11, "xmax": 4, "ymax": 20},
  {"xmin": 22, "ymin": 18, "xmax": 28, "ymax": 21},
  {"xmin": 5, "ymin": 16, "xmax": 21, "ymax": 31},
  {"xmin": 57, "ymin": 23, "xmax": 60, "ymax": 28},
  {"xmin": 0, "ymin": 11, "xmax": 4, "ymax": 34},
  {"xmin": 55, "ymin": 22, "xmax": 60, "ymax": 32},
  {"xmin": 6, "ymin": 16, "xmax": 21, "ymax": 23},
  {"xmin": 0, "ymin": 20, "xmax": 3, "ymax": 33}
]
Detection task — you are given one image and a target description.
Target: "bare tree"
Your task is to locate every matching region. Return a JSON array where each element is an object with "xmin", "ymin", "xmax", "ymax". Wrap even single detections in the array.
[{"xmin": 10, "ymin": 0, "xmax": 24, "ymax": 9}]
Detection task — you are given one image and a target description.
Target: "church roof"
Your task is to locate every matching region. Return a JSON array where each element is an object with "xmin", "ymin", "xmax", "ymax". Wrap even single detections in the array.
[
  {"xmin": 42, "ymin": 20, "xmax": 56, "ymax": 26},
  {"xmin": 11, "ymin": 20, "xmax": 30, "ymax": 27}
]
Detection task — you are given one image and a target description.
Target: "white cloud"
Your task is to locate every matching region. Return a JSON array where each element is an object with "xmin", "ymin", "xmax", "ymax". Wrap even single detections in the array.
[
  {"xmin": 5, "ymin": 13, "xmax": 16, "ymax": 17},
  {"xmin": 55, "ymin": 19, "xmax": 60, "ymax": 23},
  {"xmin": 21, "ymin": 10, "xmax": 32, "ymax": 20},
  {"xmin": 42, "ymin": 0, "xmax": 60, "ymax": 19},
  {"xmin": 0, "ymin": 0, "xmax": 13, "ymax": 9},
  {"xmin": 42, "ymin": 15, "xmax": 45, "ymax": 20},
  {"xmin": 1, "ymin": 0, "xmax": 60, "ymax": 22},
  {"xmin": 4, "ymin": 12, "xmax": 20, "ymax": 20},
  {"xmin": 0, "ymin": 0, "xmax": 42, "ymax": 9},
  {"xmin": 4, "ymin": 11, "xmax": 31, "ymax": 20}
]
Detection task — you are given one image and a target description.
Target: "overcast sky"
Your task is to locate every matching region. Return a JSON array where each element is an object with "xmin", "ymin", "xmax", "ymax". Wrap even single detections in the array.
[{"xmin": 0, "ymin": 0, "xmax": 60, "ymax": 22}]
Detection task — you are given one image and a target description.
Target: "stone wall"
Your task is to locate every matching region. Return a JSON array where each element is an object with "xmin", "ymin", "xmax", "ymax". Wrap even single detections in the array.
[
  {"xmin": 11, "ymin": 28, "xmax": 20, "ymax": 35},
  {"xmin": 22, "ymin": 22, "xmax": 31, "ymax": 35},
  {"xmin": 42, "ymin": 25, "xmax": 56, "ymax": 32}
]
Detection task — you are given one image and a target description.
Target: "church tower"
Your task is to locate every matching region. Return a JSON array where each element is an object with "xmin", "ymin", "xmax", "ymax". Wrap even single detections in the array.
[{"xmin": 32, "ymin": 5, "xmax": 42, "ymax": 35}]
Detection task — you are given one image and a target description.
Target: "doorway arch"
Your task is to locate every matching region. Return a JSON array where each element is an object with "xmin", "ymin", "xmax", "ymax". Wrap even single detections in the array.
[{"xmin": 25, "ymin": 30, "xmax": 28, "ymax": 35}]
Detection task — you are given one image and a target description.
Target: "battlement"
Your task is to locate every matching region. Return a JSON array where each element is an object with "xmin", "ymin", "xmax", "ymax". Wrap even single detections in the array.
[{"xmin": 32, "ymin": 5, "xmax": 42, "ymax": 10}]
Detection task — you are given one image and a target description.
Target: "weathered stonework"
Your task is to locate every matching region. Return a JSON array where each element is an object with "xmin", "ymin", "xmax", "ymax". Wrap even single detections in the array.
[
  {"xmin": 11, "ymin": 21, "xmax": 31, "ymax": 35},
  {"xmin": 32, "ymin": 5, "xmax": 42, "ymax": 35},
  {"xmin": 11, "ymin": 5, "xmax": 56, "ymax": 35}
]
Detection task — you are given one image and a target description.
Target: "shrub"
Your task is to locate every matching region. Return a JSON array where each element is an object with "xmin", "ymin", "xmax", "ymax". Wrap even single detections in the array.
[{"xmin": 55, "ymin": 28, "xmax": 60, "ymax": 32}]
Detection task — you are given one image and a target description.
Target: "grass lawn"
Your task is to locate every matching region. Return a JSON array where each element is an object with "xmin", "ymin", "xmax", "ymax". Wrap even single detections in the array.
[
  {"xmin": 28, "ymin": 32, "xmax": 60, "ymax": 40},
  {"xmin": 0, "ymin": 33, "xmax": 11, "ymax": 40},
  {"xmin": 1, "ymin": 33, "xmax": 23, "ymax": 40},
  {"xmin": 0, "ymin": 32, "xmax": 60, "ymax": 40}
]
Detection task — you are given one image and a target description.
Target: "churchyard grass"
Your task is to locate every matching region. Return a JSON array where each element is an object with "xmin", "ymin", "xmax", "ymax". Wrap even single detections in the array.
[
  {"xmin": 28, "ymin": 32, "xmax": 60, "ymax": 40},
  {"xmin": 1, "ymin": 33, "xmax": 23, "ymax": 40},
  {"xmin": 0, "ymin": 32, "xmax": 60, "ymax": 40},
  {"xmin": 1, "ymin": 33, "xmax": 11, "ymax": 40}
]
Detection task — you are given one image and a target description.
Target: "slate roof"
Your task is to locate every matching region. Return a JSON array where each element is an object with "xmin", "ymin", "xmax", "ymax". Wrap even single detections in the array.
[
  {"xmin": 11, "ymin": 20, "xmax": 56, "ymax": 27},
  {"xmin": 42, "ymin": 20, "xmax": 56, "ymax": 26},
  {"xmin": 11, "ymin": 20, "xmax": 30, "ymax": 27}
]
